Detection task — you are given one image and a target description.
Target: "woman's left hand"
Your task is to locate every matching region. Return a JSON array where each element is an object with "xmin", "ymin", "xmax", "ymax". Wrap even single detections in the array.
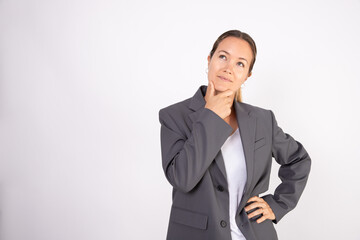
[{"xmin": 244, "ymin": 196, "xmax": 276, "ymax": 224}]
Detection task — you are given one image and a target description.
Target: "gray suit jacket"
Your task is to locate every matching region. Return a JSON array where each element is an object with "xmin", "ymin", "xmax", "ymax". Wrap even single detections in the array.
[{"xmin": 159, "ymin": 85, "xmax": 311, "ymax": 240}]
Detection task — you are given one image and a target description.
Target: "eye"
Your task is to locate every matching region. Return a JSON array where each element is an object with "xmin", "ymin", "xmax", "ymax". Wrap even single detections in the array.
[
  {"xmin": 237, "ymin": 62, "xmax": 245, "ymax": 67},
  {"xmin": 219, "ymin": 54, "xmax": 226, "ymax": 60}
]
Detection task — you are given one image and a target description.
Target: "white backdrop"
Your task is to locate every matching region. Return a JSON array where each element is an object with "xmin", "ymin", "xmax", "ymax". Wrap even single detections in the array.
[{"xmin": 1, "ymin": 0, "xmax": 359, "ymax": 239}]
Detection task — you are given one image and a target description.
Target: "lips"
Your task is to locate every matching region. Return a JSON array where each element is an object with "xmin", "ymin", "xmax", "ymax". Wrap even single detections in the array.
[{"xmin": 218, "ymin": 76, "xmax": 232, "ymax": 82}]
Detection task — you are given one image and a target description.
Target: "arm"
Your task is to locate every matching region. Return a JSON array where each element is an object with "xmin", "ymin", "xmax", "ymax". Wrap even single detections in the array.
[
  {"xmin": 262, "ymin": 110, "xmax": 312, "ymax": 224},
  {"xmin": 159, "ymin": 107, "xmax": 233, "ymax": 193}
]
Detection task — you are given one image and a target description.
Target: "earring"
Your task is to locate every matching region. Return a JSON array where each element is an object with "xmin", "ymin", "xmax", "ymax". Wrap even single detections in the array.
[
  {"xmin": 241, "ymin": 82, "xmax": 246, "ymax": 88},
  {"xmin": 205, "ymin": 68, "xmax": 208, "ymax": 74}
]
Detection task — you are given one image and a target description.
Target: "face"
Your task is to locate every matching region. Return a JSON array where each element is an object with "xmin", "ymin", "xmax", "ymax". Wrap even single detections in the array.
[{"xmin": 207, "ymin": 37, "xmax": 253, "ymax": 93}]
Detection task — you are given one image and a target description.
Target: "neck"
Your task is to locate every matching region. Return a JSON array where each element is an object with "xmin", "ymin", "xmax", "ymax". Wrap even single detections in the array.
[{"xmin": 223, "ymin": 104, "xmax": 237, "ymax": 126}]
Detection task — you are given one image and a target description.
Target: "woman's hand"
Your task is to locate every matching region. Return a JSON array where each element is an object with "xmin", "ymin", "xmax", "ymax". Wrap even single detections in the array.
[
  {"xmin": 204, "ymin": 80, "xmax": 234, "ymax": 120},
  {"xmin": 244, "ymin": 196, "xmax": 276, "ymax": 224}
]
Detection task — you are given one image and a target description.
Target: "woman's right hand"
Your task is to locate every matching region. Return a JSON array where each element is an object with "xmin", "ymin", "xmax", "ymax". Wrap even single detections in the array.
[{"xmin": 204, "ymin": 80, "xmax": 234, "ymax": 119}]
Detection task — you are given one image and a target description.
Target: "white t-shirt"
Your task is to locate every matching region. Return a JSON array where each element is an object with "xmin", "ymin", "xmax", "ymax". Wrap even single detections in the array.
[{"xmin": 221, "ymin": 128, "xmax": 247, "ymax": 240}]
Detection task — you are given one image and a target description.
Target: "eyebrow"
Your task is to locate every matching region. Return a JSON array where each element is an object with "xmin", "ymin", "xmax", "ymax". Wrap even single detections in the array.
[{"xmin": 218, "ymin": 50, "xmax": 248, "ymax": 63}]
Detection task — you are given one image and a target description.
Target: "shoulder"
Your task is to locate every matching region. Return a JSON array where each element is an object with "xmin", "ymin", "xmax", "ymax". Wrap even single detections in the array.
[{"xmin": 158, "ymin": 97, "xmax": 193, "ymax": 125}]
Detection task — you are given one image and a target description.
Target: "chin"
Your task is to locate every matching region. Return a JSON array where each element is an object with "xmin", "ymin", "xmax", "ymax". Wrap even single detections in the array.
[{"xmin": 213, "ymin": 82, "xmax": 231, "ymax": 92}]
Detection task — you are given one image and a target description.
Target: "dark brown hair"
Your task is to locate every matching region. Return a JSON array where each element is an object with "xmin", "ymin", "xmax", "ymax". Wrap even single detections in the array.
[{"xmin": 209, "ymin": 30, "xmax": 257, "ymax": 74}]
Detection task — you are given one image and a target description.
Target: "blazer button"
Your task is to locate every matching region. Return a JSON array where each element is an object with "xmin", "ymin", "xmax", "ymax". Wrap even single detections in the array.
[
  {"xmin": 220, "ymin": 220, "xmax": 227, "ymax": 228},
  {"xmin": 217, "ymin": 185, "xmax": 224, "ymax": 192}
]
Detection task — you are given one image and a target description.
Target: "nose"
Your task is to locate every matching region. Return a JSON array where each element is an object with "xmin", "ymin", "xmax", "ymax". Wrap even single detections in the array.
[
  {"xmin": 223, "ymin": 66, "xmax": 233, "ymax": 75},
  {"xmin": 224, "ymin": 69, "xmax": 232, "ymax": 74},
  {"xmin": 223, "ymin": 62, "xmax": 233, "ymax": 75}
]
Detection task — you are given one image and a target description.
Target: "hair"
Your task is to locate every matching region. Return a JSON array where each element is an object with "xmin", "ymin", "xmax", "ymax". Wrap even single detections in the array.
[{"xmin": 209, "ymin": 30, "xmax": 257, "ymax": 102}]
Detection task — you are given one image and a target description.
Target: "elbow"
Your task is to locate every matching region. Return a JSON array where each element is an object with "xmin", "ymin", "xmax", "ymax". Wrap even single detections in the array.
[
  {"xmin": 174, "ymin": 183, "xmax": 195, "ymax": 193},
  {"xmin": 165, "ymin": 161, "xmax": 196, "ymax": 193},
  {"xmin": 305, "ymin": 154, "xmax": 312, "ymax": 175},
  {"xmin": 301, "ymin": 151, "xmax": 312, "ymax": 172}
]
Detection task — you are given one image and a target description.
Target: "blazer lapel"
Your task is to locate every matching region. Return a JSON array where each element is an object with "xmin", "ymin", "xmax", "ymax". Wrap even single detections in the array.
[{"xmin": 234, "ymin": 101, "xmax": 256, "ymax": 196}]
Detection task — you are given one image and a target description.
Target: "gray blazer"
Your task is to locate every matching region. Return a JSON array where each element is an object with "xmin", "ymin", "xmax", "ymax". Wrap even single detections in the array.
[{"xmin": 159, "ymin": 85, "xmax": 311, "ymax": 240}]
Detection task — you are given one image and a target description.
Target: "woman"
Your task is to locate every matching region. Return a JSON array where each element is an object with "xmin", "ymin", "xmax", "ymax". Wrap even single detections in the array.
[{"xmin": 158, "ymin": 30, "xmax": 311, "ymax": 240}]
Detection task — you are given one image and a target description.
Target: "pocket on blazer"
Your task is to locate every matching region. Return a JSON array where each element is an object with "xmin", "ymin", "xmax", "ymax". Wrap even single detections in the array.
[
  {"xmin": 254, "ymin": 137, "xmax": 266, "ymax": 150},
  {"xmin": 170, "ymin": 206, "xmax": 208, "ymax": 230}
]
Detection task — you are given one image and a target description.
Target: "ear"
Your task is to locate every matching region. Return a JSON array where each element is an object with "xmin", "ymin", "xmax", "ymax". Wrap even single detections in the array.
[
  {"xmin": 248, "ymin": 72, "xmax": 252, "ymax": 78},
  {"xmin": 207, "ymin": 55, "xmax": 211, "ymax": 66}
]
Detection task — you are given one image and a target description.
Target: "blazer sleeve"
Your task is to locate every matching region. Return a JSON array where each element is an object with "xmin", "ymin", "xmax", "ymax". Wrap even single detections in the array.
[
  {"xmin": 262, "ymin": 110, "xmax": 312, "ymax": 224},
  {"xmin": 159, "ymin": 107, "xmax": 233, "ymax": 193}
]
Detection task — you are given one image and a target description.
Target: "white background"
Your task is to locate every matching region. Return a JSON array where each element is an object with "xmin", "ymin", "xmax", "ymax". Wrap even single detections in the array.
[{"xmin": 1, "ymin": 0, "xmax": 359, "ymax": 239}]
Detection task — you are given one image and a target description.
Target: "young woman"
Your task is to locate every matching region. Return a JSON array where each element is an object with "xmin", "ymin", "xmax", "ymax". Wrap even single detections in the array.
[{"xmin": 158, "ymin": 30, "xmax": 311, "ymax": 240}]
